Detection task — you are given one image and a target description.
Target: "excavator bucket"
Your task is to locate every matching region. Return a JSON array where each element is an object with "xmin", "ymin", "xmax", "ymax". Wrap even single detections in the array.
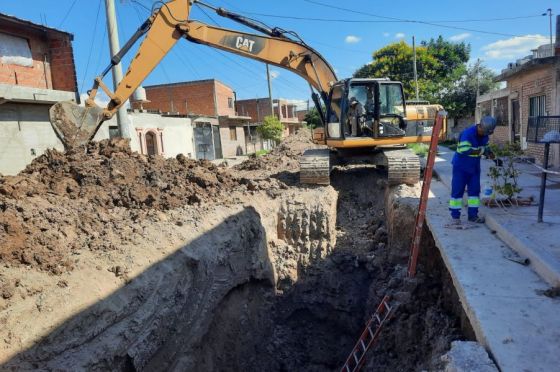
[{"xmin": 49, "ymin": 101, "xmax": 105, "ymax": 149}]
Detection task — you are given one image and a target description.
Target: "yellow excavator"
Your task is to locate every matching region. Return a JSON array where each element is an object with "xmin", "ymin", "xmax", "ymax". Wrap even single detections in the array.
[{"xmin": 49, "ymin": 0, "xmax": 445, "ymax": 185}]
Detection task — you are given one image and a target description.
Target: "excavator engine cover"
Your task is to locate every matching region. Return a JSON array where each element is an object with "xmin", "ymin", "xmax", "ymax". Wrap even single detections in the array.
[{"xmin": 49, "ymin": 101, "xmax": 106, "ymax": 149}]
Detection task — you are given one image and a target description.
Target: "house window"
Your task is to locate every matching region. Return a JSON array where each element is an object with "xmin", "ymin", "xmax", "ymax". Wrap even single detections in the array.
[
  {"xmin": 228, "ymin": 97, "xmax": 233, "ymax": 109},
  {"xmin": 229, "ymin": 126, "xmax": 237, "ymax": 141},
  {"xmin": 0, "ymin": 33, "xmax": 33, "ymax": 67},
  {"xmin": 529, "ymin": 95, "xmax": 546, "ymax": 117}
]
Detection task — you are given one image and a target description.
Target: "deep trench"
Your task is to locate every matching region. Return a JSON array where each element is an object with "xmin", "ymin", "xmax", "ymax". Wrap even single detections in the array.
[{"xmin": 173, "ymin": 166, "xmax": 470, "ymax": 372}]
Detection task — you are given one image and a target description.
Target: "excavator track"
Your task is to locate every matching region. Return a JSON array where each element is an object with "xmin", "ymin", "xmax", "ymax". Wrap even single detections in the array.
[
  {"xmin": 300, "ymin": 148, "xmax": 331, "ymax": 185},
  {"xmin": 383, "ymin": 148, "xmax": 421, "ymax": 185}
]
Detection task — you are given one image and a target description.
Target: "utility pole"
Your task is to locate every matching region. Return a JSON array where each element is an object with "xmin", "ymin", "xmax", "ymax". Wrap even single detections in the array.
[
  {"xmin": 104, "ymin": 0, "xmax": 130, "ymax": 139},
  {"xmin": 547, "ymin": 8, "xmax": 553, "ymax": 51},
  {"xmin": 412, "ymin": 36, "xmax": 419, "ymax": 101},
  {"xmin": 266, "ymin": 63, "xmax": 274, "ymax": 117}
]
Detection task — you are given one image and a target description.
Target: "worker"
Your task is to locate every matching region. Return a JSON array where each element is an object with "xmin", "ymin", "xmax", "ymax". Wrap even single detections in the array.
[
  {"xmin": 449, "ymin": 116, "xmax": 496, "ymax": 225},
  {"xmin": 347, "ymin": 97, "xmax": 364, "ymax": 136}
]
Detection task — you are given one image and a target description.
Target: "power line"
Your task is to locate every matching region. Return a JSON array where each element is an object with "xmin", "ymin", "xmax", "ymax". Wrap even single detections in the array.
[
  {"xmin": 58, "ymin": 0, "xmax": 78, "ymax": 28},
  {"xmin": 302, "ymin": 0, "xmax": 546, "ymax": 40},
  {"xmin": 80, "ymin": 0, "xmax": 103, "ymax": 93},
  {"xmin": 241, "ymin": 11, "xmax": 544, "ymax": 24}
]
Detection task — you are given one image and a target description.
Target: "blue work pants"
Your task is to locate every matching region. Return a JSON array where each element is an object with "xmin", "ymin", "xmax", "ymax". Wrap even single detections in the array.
[{"xmin": 449, "ymin": 167, "xmax": 481, "ymax": 219}]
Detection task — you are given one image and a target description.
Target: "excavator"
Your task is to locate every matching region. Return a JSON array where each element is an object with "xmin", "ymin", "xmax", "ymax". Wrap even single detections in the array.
[{"xmin": 49, "ymin": 0, "xmax": 446, "ymax": 185}]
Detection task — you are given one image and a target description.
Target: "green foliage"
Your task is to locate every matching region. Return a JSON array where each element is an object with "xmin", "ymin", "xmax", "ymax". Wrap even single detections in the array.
[
  {"xmin": 443, "ymin": 60, "xmax": 499, "ymax": 119},
  {"xmin": 353, "ymin": 37, "xmax": 498, "ymax": 118},
  {"xmin": 487, "ymin": 143, "xmax": 523, "ymax": 200},
  {"xmin": 407, "ymin": 143, "xmax": 429, "ymax": 157},
  {"xmin": 303, "ymin": 107, "xmax": 323, "ymax": 128},
  {"xmin": 257, "ymin": 115, "xmax": 284, "ymax": 144},
  {"xmin": 255, "ymin": 149, "xmax": 270, "ymax": 157}
]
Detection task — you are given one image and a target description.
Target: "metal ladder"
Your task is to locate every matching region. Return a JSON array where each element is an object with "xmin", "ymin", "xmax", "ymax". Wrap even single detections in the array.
[{"xmin": 340, "ymin": 296, "xmax": 395, "ymax": 372}]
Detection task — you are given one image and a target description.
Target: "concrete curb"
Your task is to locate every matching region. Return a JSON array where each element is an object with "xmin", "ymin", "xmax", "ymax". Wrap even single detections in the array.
[{"xmin": 485, "ymin": 214, "xmax": 560, "ymax": 287}]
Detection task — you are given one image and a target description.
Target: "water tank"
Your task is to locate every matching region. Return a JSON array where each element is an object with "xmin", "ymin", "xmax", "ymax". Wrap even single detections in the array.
[{"xmin": 132, "ymin": 86, "xmax": 147, "ymax": 102}]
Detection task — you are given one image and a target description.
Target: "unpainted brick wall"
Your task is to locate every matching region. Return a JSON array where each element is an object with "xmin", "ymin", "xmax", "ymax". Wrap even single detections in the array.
[
  {"xmin": 0, "ymin": 23, "xmax": 77, "ymax": 93},
  {"xmin": 507, "ymin": 65, "xmax": 557, "ymax": 164},
  {"xmin": 135, "ymin": 80, "xmax": 235, "ymax": 117}
]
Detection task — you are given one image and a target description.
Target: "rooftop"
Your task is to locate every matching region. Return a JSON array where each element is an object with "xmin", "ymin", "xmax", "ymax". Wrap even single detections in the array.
[
  {"xmin": 143, "ymin": 79, "xmax": 232, "ymax": 90},
  {"xmin": 0, "ymin": 12, "xmax": 73, "ymax": 39}
]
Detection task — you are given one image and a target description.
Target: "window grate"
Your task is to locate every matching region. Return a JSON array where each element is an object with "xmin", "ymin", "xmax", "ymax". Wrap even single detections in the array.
[{"xmin": 527, "ymin": 116, "xmax": 560, "ymax": 143}]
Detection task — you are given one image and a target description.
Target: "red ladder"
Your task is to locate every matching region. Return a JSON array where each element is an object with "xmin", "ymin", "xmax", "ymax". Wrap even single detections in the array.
[
  {"xmin": 340, "ymin": 296, "xmax": 395, "ymax": 372},
  {"xmin": 407, "ymin": 111, "xmax": 447, "ymax": 277},
  {"xmin": 339, "ymin": 111, "xmax": 447, "ymax": 372}
]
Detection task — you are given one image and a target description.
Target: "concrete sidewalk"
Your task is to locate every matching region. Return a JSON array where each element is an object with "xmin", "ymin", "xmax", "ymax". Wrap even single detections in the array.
[
  {"xmin": 434, "ymin": 146, "xmax": 560, "ymax": 287},
  {"xmin": 425, "ymin": 179, "xmax": 560, "ymax": 372}
]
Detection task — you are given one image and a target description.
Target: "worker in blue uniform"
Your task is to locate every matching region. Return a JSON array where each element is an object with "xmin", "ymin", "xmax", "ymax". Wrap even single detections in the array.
[{"xmin": 449, "ymin": 116, "xmax": 496, "ymax": 225}]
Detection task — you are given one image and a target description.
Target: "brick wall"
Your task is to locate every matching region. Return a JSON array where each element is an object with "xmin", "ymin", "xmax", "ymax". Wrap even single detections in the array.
[
  {"xmin": 0, "ymin": 21, "xmax": 76, "ymax": 93},
  {"xmin": 236, "ymin": 98, "xmax": 273, "ymax": 122},
  {"xmin": 133, "ymin": 79, "xmax": 235, "ymax": 117},
  {"xmin": 506, "ymin": 64, "xmax": 557, "ymax": 164},
  {"xmin": 490, "ymin": 126, "xmax": 510, "ymax": 145},
  {"xmin": 47, "ymin": 33, "xmax": 78, "ymax": 92},
  {"xmin": 214, "ymin": 80, "xmax": 235, "ymax": 116}
]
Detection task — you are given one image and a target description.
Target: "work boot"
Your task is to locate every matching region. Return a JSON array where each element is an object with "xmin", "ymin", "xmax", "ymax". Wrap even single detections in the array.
[
  {"xmin": 445, "ymin": 218, "xmax": 464, "ymax": 229},
  {"xmin": 468, "ymin": 216, "xmax": 485, "ymax": 223}
]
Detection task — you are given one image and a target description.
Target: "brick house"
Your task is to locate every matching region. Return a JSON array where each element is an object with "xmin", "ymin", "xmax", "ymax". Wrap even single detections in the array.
[
  {"xmin": 0, "ymin": 13, "xmax": 78, "ymax": 175},
  {"xmin": 132, "ymin": 79, "xmax": 253, "ymax": 158},
  {"xmin": 236, "ymin": 98, "xmax": 303, "ymax": 137},
  {"xmin": 475, "ymin": 88, "xmax": 510, "ymax": 145},
  {"xmin": 492, "ymin": 16, "xmax": 560, "ymax": 167}
]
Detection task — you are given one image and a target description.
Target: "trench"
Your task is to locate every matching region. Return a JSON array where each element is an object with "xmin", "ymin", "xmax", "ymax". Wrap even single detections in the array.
[
  {"xmin": 4, "ymin": 165, "xmax": 472, "ymax": 371},
  {"xmin": 147, "ymin": 166, "xmax": 471, "ymax": 371}
]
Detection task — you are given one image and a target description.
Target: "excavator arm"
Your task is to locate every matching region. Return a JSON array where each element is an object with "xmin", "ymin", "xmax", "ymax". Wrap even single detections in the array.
[{"xmin": 49, "ymin": 0, "xmax": 337, "ymax": 149}]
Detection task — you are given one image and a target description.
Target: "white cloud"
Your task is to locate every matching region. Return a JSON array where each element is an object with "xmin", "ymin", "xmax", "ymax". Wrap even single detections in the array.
[
  {"xmin": 395, "ymin": 32, "xmax": 405, "ymax": 39},
  {"xmin": 345, "ymin": 35, "xmax": 361, "ymax": 44},
  {"xmin": 449, "ymin": 33, "xmax": 471, "ymax": 42},
  {"xmin": 383, "ymin": 32, "xmax": 390, "ymax": 37},
  {"xmin": 481, "ymin": 34, "xmax": 551, "ymax": 60}
]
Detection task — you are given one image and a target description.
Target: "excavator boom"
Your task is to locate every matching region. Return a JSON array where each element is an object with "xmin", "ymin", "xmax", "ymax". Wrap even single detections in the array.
[{"xmin": 49, "ymin": 0, "xmax": 337, "ymax": 149}]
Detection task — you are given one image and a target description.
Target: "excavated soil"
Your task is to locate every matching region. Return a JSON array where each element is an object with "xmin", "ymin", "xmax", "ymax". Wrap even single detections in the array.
[{"xmin": 0, "ymin": 131, "xmax": 466, "ymax": 371}]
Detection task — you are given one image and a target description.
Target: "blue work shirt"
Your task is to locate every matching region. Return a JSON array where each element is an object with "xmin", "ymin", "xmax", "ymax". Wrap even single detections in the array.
[{"xmin": 452, "ymin": 125, "xmax": 489, "ymax": 173}]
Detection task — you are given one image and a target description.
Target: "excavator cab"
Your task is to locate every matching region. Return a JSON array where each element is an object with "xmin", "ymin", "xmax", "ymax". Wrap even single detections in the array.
[{"xmin": 323, "ymin": 79, "xmax": 407, "ymax": 142}]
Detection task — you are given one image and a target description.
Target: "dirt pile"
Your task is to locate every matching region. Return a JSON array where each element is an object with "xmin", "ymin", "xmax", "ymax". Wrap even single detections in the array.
[
  {"xmin": 235, "ymin": 128, "xmax": 323, "ymax": 173},
  {"xmin": 0, "ymin": 138, "xmax": 245, "ymax": 274}
]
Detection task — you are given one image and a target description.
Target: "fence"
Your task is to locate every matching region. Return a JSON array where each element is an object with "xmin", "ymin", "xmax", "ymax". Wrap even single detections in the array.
[{"xmin": 527, "ymin": 116, "xmax": 560, "ymax": 144}]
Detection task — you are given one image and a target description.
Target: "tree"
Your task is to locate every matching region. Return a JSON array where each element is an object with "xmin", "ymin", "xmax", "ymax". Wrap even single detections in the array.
[
  {"xmin": 303, "ymin": 107, "xmax": 323, "ymax": 129},
  {"xmin": 257, "ymin": 115, "xmax": 284, "ymax": 144},
  {"xmin": 442, "ymin": 60, "xmax": 499, "ymax": 118},
  {"xmin": 353, "ymin": 37, "xmax": 496, "ymax": 118}
]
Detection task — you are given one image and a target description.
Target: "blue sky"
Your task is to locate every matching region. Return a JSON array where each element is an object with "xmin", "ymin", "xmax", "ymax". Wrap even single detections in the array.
[{"xmin": 1, "ymin": 0, "xmax": 556, "ymax": 105}]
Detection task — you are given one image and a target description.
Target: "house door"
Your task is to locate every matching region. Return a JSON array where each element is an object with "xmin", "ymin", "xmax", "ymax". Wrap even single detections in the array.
[
  {"xmin": 145, "ymin": 132, "xmax": 157, "ymax": 156},
  {"xmin": 511, "ymin": 99, "xmax": 520, "ymax": 143}
]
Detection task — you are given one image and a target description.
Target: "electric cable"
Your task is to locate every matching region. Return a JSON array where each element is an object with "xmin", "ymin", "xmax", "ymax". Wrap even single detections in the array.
[
  {"xmin": 80, "ymin": 0, "xmax": 103, "ymax": 93},
  {"xmin": 58, "ymin": 0, "xmax": 78, "ymax": 28},
  {"xmin": 302, "ymin": 0, "xmax": 547, "ymax": 40}
]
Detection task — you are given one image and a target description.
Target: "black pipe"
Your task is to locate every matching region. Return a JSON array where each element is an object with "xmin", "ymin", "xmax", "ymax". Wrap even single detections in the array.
[
  {"xmin": 538, "ymin": 142, "xmax": 550, "ymax": 223},
  {"xmin": 101, "ymin": 18, "xmax": 152, "ymax": 78}
]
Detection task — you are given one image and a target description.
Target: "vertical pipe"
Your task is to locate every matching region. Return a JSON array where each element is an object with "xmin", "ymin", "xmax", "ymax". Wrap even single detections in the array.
[
  {"xmin": 538, "ymin": 142, "xmax": 550, "ymax": 223},
  {"xmin": 412, "ymin": 36, "xmax": 419, "ymax": 101},
  {"xmin": 266, "ymin": 64, "xmax": 274, "ymax": 117},
  {"xmin": 104, "ymin": 0, "xmax": 130, "ymax": 139}
]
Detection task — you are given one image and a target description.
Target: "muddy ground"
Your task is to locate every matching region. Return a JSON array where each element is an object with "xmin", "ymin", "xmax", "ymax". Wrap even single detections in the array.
[{"xmin": 0, "ymin": 129, "xmax": 466, "ymax": 371}]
